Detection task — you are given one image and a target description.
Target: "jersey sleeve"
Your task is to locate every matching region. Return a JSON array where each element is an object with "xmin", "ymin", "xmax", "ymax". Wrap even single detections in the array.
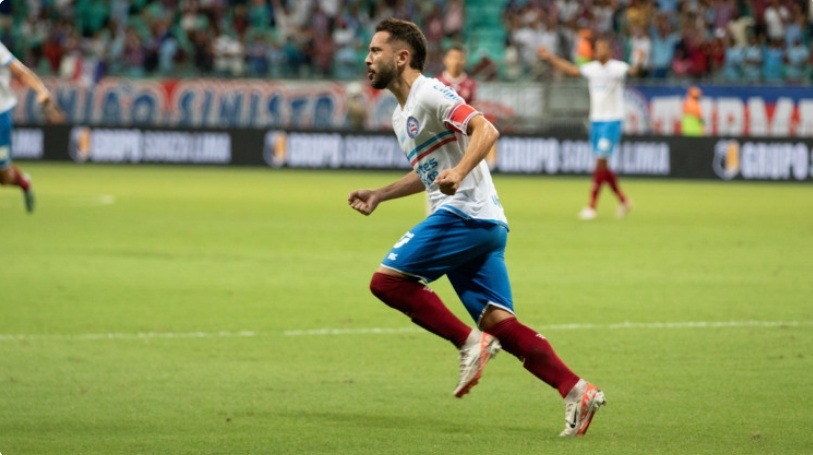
[
  {"xmin": 425, "ymin": 80, "xmax": 481, "ymax": 134},
  {"xmin": 615, "ymin": 61, "xmax": 630, "ymax": 79},
  {"xmin": 0, "ymin": 41, "xmax": 15, "ymax": 66},
  {"xmin": 579, "ymin": 62, "xmax": 594, "ymax": 79},
  {"xmin": 444, "ymin": 102, "xmax": 479, "ymax": 134}
]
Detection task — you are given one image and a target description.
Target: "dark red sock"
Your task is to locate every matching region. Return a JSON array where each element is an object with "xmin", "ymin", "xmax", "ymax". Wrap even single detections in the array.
[
  {"xmin": 588, "ymin": 168, "xmax": 604, "ymax": 209},
  {"xmin": 605, "ymin": 169, "xmax": 626, "ymax": 203},
  {"xmin": 488, "ymin": 317, "xmax": 580, "ymax": 397},
  {"xmin": 370, "ymin": 272, "xmax": 472, "ymax": 348},
  {"xmin": 11, "ymin": 166, "xmax": 30, "ymax": 191}
]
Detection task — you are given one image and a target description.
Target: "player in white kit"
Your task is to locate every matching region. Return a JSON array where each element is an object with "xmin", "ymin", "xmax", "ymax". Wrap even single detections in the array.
[
  {"xmin": 0, "ymin": 40, "xmax": 57, "ymax": 213},
  {"xmin": 348, "ymin": 18, "xmax": 605, "ymax": 437},
  {"xmin": 538, "ymin": 37, "xmax": 637, "ymax": 220}
]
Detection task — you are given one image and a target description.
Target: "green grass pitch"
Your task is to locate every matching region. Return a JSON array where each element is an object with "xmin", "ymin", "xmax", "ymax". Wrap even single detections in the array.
[{"xmin": 1, "ymin": 163, "xmax": 811, "ymax": 454}]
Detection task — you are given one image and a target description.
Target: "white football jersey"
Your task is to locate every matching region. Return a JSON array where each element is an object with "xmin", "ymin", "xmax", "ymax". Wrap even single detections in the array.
[
  {"xmin": 580, "ymin": 59, "xmax": 629, "ymax": 122},
  {"xmin": 392, "ymin": 75, "xmax": 506, "ymax": 226},
  {"xmin": 0, "ymin": 41, "xmax": 16, "ymax": 114}
]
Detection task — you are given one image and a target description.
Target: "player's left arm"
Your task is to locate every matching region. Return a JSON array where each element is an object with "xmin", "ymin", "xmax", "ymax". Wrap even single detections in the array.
[
  {"xmin": 9, "ymin": 60, "xmax": 51, "ymax": 106},
  {"xmin": 435, "ymin": 114, "xmax": 499, "ymax": 195},
  {"xmin": 627, "ymin": 53, "xmax": 643, "ymax": 77},
  {"xmin": 9, "ymin": 59, "xmax": 64, "ymax": 122}
]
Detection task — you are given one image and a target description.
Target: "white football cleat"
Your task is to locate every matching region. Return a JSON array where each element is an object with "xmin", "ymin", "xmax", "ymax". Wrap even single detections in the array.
[
  {"xmin": 559, "ymin": 379, "xmax": 606, "ymax": 437},
  {"xmin": 616, "ymin": 200, "xmax": 632, "ymax": 218},
  {"xmin": 578, "ymin": 207, "xmax": 597, "ymax": 220},
  {"xmin": 453, "ymin": 331, "xmax": 500, "ymax": 398}
]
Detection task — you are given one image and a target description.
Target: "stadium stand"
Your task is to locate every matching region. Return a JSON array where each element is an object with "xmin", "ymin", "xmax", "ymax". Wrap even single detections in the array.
[{"xmin": 0, "ymin": 0, "xmax": 810, "ymax": 83}]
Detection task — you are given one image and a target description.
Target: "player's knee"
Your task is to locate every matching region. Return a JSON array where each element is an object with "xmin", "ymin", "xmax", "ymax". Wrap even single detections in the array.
[
  {"xmin": 0, "ymin": 167, "xmax": 13, "ymax": 185},
  {"xmin": 369, "ymin": 272, "xmax": 394, "ymax": 301}
]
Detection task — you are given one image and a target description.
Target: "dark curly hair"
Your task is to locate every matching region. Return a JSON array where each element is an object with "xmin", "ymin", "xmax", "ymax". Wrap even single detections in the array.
[{"xmin": 375, "ymin": 18, "xmax": 428, "ymax": 71}]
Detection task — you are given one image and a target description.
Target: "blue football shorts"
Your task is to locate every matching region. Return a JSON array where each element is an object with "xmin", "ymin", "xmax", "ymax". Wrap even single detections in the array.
[
  {"xmin": 589, "ymin": 120, "xmax": 622, "ymax": 158},
  {"xmin": 0, "ymin": 110, "xmax": 12, "ymax": 169},
  {"xmin": 380, "ymin": 209, "xmax": 515, "ymax": 324}
]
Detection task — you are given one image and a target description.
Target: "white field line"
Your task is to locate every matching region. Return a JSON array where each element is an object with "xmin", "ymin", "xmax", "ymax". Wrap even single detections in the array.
[
  {"xmin": 282, "ymin": 320, "xmax": 813, "ymax": 336},
  {"xmin": 0, "ymin": 321, "xmax": 809, "ymax": 343},
  {"xmin": 0, "ymin": 330, "xmax": 257, "ymax": 342},
  {"xmin": 67, "ymin": 194, "xmax": 116, "ymax": 207}
]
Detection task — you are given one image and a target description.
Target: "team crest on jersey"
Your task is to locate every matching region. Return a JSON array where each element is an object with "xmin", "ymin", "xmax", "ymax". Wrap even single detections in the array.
[{"xmin": 406, "ymin": 116, "xmax": 420, "ymax": 138}]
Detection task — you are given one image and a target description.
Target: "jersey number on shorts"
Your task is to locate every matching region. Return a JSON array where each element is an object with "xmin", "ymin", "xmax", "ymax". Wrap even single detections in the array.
[{"xmin": 393, "ymin": 232, "xmax": 415, "ymax": 248}]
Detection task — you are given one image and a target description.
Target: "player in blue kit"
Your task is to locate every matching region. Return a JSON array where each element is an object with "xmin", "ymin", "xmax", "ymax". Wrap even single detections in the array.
[{"xmin": 348, "ymin": 18, "xmax": 605, "ymax": 437}]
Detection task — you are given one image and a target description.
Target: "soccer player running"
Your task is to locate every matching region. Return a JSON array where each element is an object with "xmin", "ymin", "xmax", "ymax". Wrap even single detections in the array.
[
  {"xmin": 0, "ymin": 40, "xmax": 56, "ymax": 213},
  {"xmin": 348, "ymin": 18, "xmax": 605, "ymax": 437},
  {"xmin": 538, "ymin": 37, "xmax": 636, "ymax": 220}
]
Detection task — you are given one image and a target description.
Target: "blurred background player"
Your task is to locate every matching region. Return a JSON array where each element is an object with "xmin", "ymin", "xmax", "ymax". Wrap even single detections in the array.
[
  {"xmin": 429, "ymin": 44, "xmax": 478, "ymax": 213},
  {"xmin": 0, "ymin": 40, "xmax": 59, "ymax": 213},
  {"xmin": 538, "ymin": 37, "xmax": 638, "ymax": 221},
  {"xmin": 437, "ymin": 44, "xmax": 477, "ymax": 104},
  {"xmin": 349, "ymin": 18, "xmax": 605, "ymax": 438}
]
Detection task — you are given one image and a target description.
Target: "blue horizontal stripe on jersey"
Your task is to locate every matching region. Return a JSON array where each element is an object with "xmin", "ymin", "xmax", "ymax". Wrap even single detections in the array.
[{"xmin": 405, "ymin": 130, "xmax": 454, "ymax": 161}]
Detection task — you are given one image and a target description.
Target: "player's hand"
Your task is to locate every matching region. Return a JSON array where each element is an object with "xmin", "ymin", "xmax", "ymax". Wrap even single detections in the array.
[
  {"xmin": 435, "ymin": 169, "xmax": 463, "ymax": 195},
  {"xmin": 36, "ymin": 90, "xmax": 51, "ymax": 106},
  {"xmin": 348, "ymin": 189, "xmax": 381, "ymax": 216},
  {"xmin": 38, "ymin": 91, "xmax": 66, "ymax": 124},
  {"xmin": 42, "ymin": 102, "xmax": 66, "ymax": 124},
  {"xmin": 536, "ymin": 46, "xmax": 551, "ymax": 60}
]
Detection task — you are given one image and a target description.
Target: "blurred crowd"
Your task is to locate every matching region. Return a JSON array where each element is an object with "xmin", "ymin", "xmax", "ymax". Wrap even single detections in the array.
[
  {"xmin": 505, "ymin": 0, "xmax": 813, "ymax": 83},
  {"xmin": 0, "ymin": 0, "xmax": 811, "ymax": 84}
]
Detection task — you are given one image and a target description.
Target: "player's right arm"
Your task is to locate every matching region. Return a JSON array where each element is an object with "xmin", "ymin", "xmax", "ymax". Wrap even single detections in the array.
[
  {"xmin": 348, "ymin": 171, "xmax": 425, "ymax": 216},
  {"xmin": 537, "ymin": 47, "xmax": 582, "ymax": 77}
]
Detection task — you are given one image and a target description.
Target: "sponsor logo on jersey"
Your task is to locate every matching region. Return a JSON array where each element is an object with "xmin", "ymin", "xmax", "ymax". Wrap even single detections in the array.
[{"xmin": 406, "ymin": 116, "xmax": 420, "ymax": 138}]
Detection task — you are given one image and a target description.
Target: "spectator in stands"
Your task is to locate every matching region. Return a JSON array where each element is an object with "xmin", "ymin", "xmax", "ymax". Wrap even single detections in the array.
[
  {"xmin": 1, "ymin": 0, "xmax": 808, "ymax": 83},
  {"xmin": 763, "ymin": 0, "xmax": 789, "ymax": 42},
  {"xmin": 650, "ymin": 14, "xmax": 680, "ymax": 79},
  {"xmin": 784, "ymin": 36, "xmax": 809, "ymax": 83},
  {"xmin": 312, "ymin": 30, "xmax": 335, "ymax": 77},
  {"xmin": 213, "ymin": 26, "xmax": 245, "ymax": 76},
  {"xmin": 229, "ymin": 4, "xmax": 251, "ymax": 39},
  {"xmin": 743, "ymin": 33, "xmax": 764, "ymax": 82},
  {"xmin": 593, "ymin": 0, "xmax": 616, "ymax": 35},
  {"xmin": 710, "ymin": 0, "xmax": 738, "ymax": 37},
  {"xmin": 191, "ymin": 29, "xmax": 214, "ymax": 74},
  {"xmin": 512, "ymin": 16, "xmax": 546, "ymax": 76},
  {"xmin": 41, "ymin": 27, "xmax": 66, "ymax": 74},
  {"xmin": 722, "ymin": 33, "xmax": 745, "ymax": 81},
  {"xmin": 707, "ymin": 32, "xmax": 727, "ymax": 77},
  {"xmin": 762, "ymin": 38, "xmax": 784, "ymax": 83},
  {"xmin": 680, "ymin": 20, "xmax": 711, "ymax": 78},
  {"xmin": 556, "ymin": 0, "xmax": 582, "ymax": 28},
  {"xmin": 331, "ymin": 17, "xmax": 358, "ymax": 80},
  {"xmin": 626, "ymin": 0, "xmax": 654, "ymax": 34},
  {"xmin": 540, "ymin": 14, "xmax": 564, "ymax": 60},
  {"xmin": 444, "ymin": 0, "xmax": 465, "ymax": 40},
  {"xmin": 783, "ymin": 3, "xmax": 805, "ymax": 49},
  {"xmin": 671, "ymin": 46, "xmax": 692, "ymax": 78},
  {"xmin": 628, "ymin": 27, "xmax": 651, "ymax": 78},
  {"xmin": 248, "ymin": 0, "xmax": 271, "ymax": 30},
  {"xmin": 122, "ymin": 26, "xmax": 146, "ymax": 77},
  {"xmin": 246, "ymin": 32, "xmax": 269, "ymax": 76}
]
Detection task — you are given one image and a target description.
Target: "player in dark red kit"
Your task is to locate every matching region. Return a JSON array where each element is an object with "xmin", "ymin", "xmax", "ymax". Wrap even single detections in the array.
[{"xmin": 437, "ymin": 44, "xmax": 477, "ymax": 104}]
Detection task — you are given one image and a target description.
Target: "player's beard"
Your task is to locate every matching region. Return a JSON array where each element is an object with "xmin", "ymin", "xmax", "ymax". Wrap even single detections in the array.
[{"xmin": 368, "ymin": 59, "xmax": 397, "ymax": 90}]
